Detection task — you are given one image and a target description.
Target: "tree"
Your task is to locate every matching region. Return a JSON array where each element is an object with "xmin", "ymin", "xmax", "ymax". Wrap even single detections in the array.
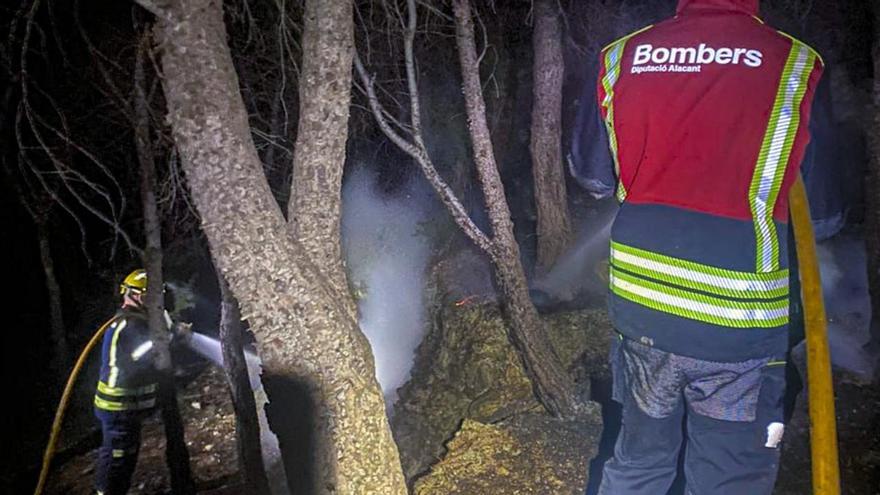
[
  {"xmin": 530, "ymin": 0, "xmax": 572, "ymax": 273},
  {"xmin": 134, "ymin": 31, "xmax": 195, "ymax": 495},
  {"xmin": 355, "ymin": 0, "xmax": 583, "ymax": 418},
  {"xmin": 287, "ymin": 0, "xmax": 357, "ymax": 322},
  {"xmin": 140, "ymin": 0, "xmax": 407, "ymax": 492},
  {"xmin": 218, "ymin": 272, "xmax": 271, "ymax": 495}
]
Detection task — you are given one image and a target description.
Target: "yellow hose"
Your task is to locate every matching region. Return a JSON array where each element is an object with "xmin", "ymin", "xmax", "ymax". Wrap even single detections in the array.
[
  {"xmin": 33, "ymin": 317, "xmax": 116, "ymax": 495},
  {"xmin": 789, "ymin": 174, "xmax": 841, "ymax": 495}
]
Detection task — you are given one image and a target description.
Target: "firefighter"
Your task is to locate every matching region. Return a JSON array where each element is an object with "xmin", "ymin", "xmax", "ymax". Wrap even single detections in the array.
[
  {"xmin": 569, "ymin": 0, "xmax": 823, "ymax": 493},
  {"xmin": 93, "ymin": 269, "xmax": 184, "ymax": 495}
]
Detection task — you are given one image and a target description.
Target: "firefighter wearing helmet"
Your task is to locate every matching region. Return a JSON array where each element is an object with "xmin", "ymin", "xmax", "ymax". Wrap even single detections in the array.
[{"xmin": 93, "ymin": 269, "xmax": 176, "ymax": 495}]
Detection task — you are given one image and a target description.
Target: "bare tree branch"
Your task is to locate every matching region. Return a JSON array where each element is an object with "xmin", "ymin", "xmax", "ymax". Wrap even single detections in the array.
[
  {"xmin": 19, "ymin": 0, "xmax": 139, "ymax": 258},
  {"xmin": 133, "ymin": 0, "xmax": 174, "ymax": 23},
  {"xmin": 353, "ymin": 50, "xmax": 494, "ymax": 254}
]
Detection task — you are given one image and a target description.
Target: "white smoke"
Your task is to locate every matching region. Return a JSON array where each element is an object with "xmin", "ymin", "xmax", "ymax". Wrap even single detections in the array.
[
  {"xmin": 533, "ymin": 203, "xmax": 617, "ymax": 303},
  {"xmin": 816, "ymin": 235, "xmax": 875, "ymax": 378},
  {"xmin": 341, "ymin": 168, "xmax": 433, "ymax": 406}
]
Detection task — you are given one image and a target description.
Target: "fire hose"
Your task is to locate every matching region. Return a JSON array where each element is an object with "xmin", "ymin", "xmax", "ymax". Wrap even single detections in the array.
[
  {"xmin": 33, "ymin": 316, "xmax": 116, "ymax": 495},
  {"xmin": 790, "ymin": 174, "xmax": 841, "ymax": 495}
]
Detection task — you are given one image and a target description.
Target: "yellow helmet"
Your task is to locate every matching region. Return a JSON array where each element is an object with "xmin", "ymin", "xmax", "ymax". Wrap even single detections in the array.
[{"xmin": 120, "ymin": 269, "xmax": 148, "ymax": 295}]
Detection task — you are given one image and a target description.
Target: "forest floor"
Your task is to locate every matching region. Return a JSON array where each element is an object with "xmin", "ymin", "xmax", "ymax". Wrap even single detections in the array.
[
  {"xmin": 43, "ymin": 351, "xmax": 880, "ymax": 494},
  {"xmin": 45, "ymin": 366, "xmax": 243, "ymax": 495}
]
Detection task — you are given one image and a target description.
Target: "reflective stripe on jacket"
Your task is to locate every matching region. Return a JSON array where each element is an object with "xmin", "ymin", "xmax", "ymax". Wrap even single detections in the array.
[
  {"xmin": 587, "ymin": 0, "xmax": 823, "ymax": 361},
  {"xmin": 95, "ymin": 310, "xmax": 158, "ymax": 412}
]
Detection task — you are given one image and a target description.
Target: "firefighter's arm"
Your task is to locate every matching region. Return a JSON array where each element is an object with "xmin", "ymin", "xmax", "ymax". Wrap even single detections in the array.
[
  {"xmin": 568, "ymin": 63, "xmax": 616, "ymax": 199},
  {"xmin": 119, "ymin": 319, "xmax": 156, "ymax": 375},
  {"xmin": 170, "ymin": 321, "xmax": 193, "ymax": 345}
]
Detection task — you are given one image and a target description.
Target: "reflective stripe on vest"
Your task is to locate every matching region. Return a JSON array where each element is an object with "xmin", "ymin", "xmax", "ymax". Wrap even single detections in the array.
[
  {"xmin": 611, "ymin": 241, "xmax": 788, "ymax": 300},
  {"xmin": 94, "ymin": 380, "xmax": 157, "ymax": 412},
  {"xmin": 610, "ymin": 241, "xmax": 789, "ymax": 328},
  {"xmin": 97, "ymin": 380, "xmax": 157, "ymax": 397},
  {"xmin": 106, "ymin": 319, "xmax": 127, "ymax": 387},
  {"xmin": 600, "ymin": 26, "xmax": 653, "ymax": 202},
  {"xmin": 749, "ymin": 41, "xmax": 818, "ymax": 272},
  {"xmin": 94, "ymin": 395, "xmax": 157, "ymax": 412}
]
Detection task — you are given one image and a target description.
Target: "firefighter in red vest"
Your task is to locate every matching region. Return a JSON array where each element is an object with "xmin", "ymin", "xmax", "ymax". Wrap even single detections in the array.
[{"xmin": 569, "ymin": 0, "xmax": 823, "ymax": 493}]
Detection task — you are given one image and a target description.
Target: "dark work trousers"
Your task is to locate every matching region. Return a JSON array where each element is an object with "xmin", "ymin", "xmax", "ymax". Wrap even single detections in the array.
[
  {"xmin": 94, "ymin": 410, "xmax": 147, "ymax": 495},
  {"xmin": 598, "ymin": 336, "xmax": 787, "ymax": 495}
]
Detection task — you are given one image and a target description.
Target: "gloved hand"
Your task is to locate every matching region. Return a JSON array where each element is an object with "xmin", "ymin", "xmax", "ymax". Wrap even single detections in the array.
[{"xmin": 171, "ymin": 321, "xmax": 193, "ymax": 344}]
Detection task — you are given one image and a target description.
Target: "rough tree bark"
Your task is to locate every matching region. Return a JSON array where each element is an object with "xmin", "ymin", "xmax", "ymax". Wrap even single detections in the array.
[
  {"xmin": 218, "ymin": 272, "xmax": 271, "ymax": 495},
  {"xmin": 145, "ymin": 0, "xmax": 407, "ymax": 493},
  {"xmin": 287, "ymin": 0, "xmax": 356, "ymax": 322},
  {"xmin": 134, "ymin": 32, "xmax": 195, "ymax": 495},
  {"xmin": 530, "ymin": 0, "xmax": 572, "ymax": 273},
  {"xmin": 451, "ymin": 0, "xmax": 581, "ymax": 419}
]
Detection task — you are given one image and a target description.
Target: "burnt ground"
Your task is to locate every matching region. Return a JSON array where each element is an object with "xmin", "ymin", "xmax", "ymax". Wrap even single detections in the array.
[{"xmin": 41, "ymin": 357, "xmax": 880, "ymax": 494}]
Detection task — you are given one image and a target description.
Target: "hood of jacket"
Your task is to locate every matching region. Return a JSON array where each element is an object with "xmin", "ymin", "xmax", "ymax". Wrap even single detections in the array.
[{"xmin": 676, "ymin": 0, "xmax": 758, "ymax": 15}]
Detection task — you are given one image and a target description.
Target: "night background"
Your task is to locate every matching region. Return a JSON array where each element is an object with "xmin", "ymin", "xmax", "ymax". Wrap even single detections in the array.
[{"xmin": 1, "ymin": 0, "xmax": 878, "ymax": 494}]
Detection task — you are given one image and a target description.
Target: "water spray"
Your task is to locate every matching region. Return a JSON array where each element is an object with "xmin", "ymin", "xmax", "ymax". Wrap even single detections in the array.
[{"xmin": 183, "ymin": 332, "xmax": 289, "ymax": 495}]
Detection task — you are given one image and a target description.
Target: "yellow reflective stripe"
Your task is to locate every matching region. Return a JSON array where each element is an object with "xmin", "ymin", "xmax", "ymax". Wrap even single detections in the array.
[
  {"xmin": 107, "ymin": 319, "xmax": 127, "ymax": 387},
  {"xmin": 749, "ymin": 42, "xmax": 816, "ymax": 272},
  {"xmin": 611, "ymin": 268, "xmax": 789, "ymax": 328},
  {"xmin": 94, "ymin": 395, "xmax": 156, "ymax": 412},
  {"xmin": 97, "ymin": 380, "xmax": 157, "ymax": 397},
  {"xmin": 767, "ymin": 360, "xmax": 787, "ymax": 367},
  {"xmin": 600, "ymin": 25, "xmax": 653, "ymax": 203},
  {"xmin": 94, "ymin": 396, "xmax": 125, "ymax": 411},
  {"xmin": 776, "ymin": 31, "xmax": 824, "ymax": 67},
  {"xmin": 610, "ymin": 241, "xmax": 789, "ymax": 300},
  {"xmin": 112, "ymin": 449, "xmax": 126, "ymax": 458},
  {"xmin": 600, "ymin": 25, "xmax": 654, "ymax": 55}
]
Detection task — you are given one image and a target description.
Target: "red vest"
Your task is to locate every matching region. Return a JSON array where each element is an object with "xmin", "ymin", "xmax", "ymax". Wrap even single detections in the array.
[
  {"xmin": 599, "ymin": 0, "xmax": 822, "ymax": 224},
  {"xmin": 597, "ymin": 0, "xmax": 823, "ymax": 361}
]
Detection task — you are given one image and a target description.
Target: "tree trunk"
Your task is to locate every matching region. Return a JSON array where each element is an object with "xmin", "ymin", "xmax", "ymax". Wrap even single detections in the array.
[
  {"xmin": 218, "ymin": 271, "xmax": 271, "ymax": 495},
  {"xmin": 35, "ymin": 215, "xmax": 67, "ymax": 367},
  {"xmin": 867, "ymin": 5, "xmax": 880, "ymax": 353},
  {"xmin": 2, "ymin": 84, "xmax": 68, "ymax": 369},
  {"xmin": 530, "ymin": 0, "xmax": 572, "ymax": 273},
  {"xmin": 451, "ymin": 0, "xmax": 581, "ymax": 419},
  {"xmin": 134, "ymin": 31, "xmax": 195, "ymax": 495},
  {"xmin": 287, "ymin": 0, "xmax": 356, "ymax": 321},
  {"xmin": 147, "ymin": 0, "xmax": 407, "ymax": 493}
]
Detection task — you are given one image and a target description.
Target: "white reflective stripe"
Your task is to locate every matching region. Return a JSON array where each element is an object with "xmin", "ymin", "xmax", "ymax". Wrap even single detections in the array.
[
  {"xmin": 134, "ymin": 272, "xmax": 147, "ymax": 280},
  {"xmin": 612, "ymin": 248, "xmax": 787, "ymax": 292},
  {"xmin": 163, "ymin": 310, "xmax": 173, "ymax": 329},
  {"xmin": 612, "ymin": 274, "xmax": 789, "ymax": 322},
  {"xmin": 107, "ymin": 319, "xmax": 127, "ymax": 387},
  {"xmin": 754, "ymin": 46, "xmax": 810, "ymax": 272},
  {"xmin": 131, "ymin": 341, "xmax": 154, "ymax": 361}
]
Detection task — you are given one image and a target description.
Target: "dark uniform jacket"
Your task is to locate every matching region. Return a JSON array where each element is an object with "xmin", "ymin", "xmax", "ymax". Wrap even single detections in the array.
[{"xmin": 94, "ymin": 308, "xmax": 158, "ymax": 414}]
